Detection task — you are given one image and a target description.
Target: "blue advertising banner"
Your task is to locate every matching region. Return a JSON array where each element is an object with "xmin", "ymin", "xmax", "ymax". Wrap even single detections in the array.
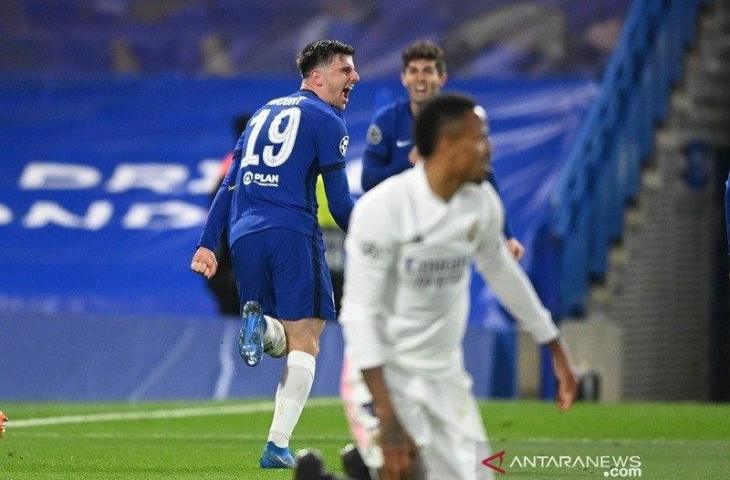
[{"xmin": 0, "ymin": 75, "xmax": 595, "ymax": 321}]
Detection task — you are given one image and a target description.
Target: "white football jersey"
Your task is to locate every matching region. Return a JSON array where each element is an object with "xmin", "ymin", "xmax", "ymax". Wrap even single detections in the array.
[{"xmin": 340, "ymin": 163, "xmax": 558, "ymax": 376}]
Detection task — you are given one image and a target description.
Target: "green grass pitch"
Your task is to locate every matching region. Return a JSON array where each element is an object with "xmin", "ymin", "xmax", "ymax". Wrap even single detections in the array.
[{"xmin": 0, "ymin": 399, "xmax": 728, "ymax": 479}]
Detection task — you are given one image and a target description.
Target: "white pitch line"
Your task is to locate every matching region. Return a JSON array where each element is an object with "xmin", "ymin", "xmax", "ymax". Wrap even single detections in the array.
[
  {"xmin": 9, "ymin": 431, "xmax": 727, "ymax": 447},
  {"xmin": 7, "ymin": 398, "xmax": 342, "ymax": 429},
  {"xmin": 10, "ymin": 432, "xmax": 354, "ymax": 442}
]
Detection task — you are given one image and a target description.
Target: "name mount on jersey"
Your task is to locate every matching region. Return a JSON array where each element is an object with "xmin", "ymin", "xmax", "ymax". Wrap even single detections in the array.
[{"xmin": 267, "ymin": 96, "xmax": 305, "ymax": 106}]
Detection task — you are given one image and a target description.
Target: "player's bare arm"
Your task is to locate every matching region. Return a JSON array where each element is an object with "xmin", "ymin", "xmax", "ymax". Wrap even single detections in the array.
[
  {"xmin": 547, "ymin": 338, "xmax": 578, "ymax": 411},
  {"xmin": 361, "ymin": 366, "xmax": 419, "ymax": 480}
]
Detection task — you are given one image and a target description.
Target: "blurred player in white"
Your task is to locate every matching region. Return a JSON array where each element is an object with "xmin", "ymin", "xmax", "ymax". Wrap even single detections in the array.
[{"xmin": 339, "ymin": 93, "xmax": 577, "ymax": 480}]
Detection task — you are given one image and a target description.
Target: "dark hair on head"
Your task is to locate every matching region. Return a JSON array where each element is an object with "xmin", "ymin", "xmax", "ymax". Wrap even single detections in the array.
[
  {"xmin": 401, "ymin": 40, "xmax": 446, "ymax": 75},
  {"xmin": 233, "ymin": 113, "xmax": 251, "ymax": 138},
  {"xmin": 297, "ymin": 40, "xmax": 355, "ymax": 78},
  {"xmin": 414, "ymin": 93, "xmax": 476, "ymax": 158}
]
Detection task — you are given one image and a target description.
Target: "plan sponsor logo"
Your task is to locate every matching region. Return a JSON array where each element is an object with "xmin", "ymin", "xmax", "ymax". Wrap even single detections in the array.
[{"xmin": 243, "ymin": 172, "xmax": 279, "ymax": 187}]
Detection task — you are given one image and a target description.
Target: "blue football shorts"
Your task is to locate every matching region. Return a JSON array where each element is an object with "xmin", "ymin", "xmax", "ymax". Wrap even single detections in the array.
[{"xmin": 230, "ymin": 227, "xmax": 336, "ymax": 321}]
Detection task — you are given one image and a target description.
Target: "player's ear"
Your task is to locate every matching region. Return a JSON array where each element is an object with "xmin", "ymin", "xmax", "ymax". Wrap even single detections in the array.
[
  {"xmin": 310, "ymin": 69, "xmax": 324, "ymax": 87},
  {"xmin": 400, "ymin": 71, "xmax": 408, "ymax": 88},
  {"xmin": 439, "ymin": 73, "xmax": 448, "ymax": 87}
]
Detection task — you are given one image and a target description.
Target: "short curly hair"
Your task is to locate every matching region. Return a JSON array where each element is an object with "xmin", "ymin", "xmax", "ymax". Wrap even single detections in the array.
[{"xmin": 401, "ymin": 40, "xmax": 446, "ymax": 75}]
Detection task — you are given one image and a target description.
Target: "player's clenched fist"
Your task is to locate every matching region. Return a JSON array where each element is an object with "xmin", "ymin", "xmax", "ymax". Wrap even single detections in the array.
[{"xmin": 190, "ymin": 246, "xmax": 218, "ymax": 279}]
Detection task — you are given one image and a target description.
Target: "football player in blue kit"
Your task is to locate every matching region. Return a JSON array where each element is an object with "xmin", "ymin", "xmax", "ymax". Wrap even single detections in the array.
[
  {"xmin": 191, "ymin": 39, "xmax": 359, "ymax": 469},
  {"xmin": 360, "ymin": 40, "xmax": 524, "ymax": 259}
]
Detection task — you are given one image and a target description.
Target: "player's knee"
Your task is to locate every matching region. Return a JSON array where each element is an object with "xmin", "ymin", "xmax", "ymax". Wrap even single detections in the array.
[
  {"xmin": 305, "ymin": 336, "xmax": 320, "ymax": 356},
  {"xmin": 282, "ymin": 318, "xmax": 323, "ymax": 356},
  {"xmin": 287, "ymin": 334, "xmax": 319, "ymax": 356}
]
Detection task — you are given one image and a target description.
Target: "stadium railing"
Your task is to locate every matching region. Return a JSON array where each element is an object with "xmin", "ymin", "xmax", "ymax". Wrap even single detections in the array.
[{"xmin": 550, "ymin": 0, "xmax": 710, "ymax": 317}]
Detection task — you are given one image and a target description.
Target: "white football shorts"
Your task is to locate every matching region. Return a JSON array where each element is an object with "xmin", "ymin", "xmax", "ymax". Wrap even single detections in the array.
[{"xmin": 341, "ymin": 356, "xmax": 495, "ymax": 480}]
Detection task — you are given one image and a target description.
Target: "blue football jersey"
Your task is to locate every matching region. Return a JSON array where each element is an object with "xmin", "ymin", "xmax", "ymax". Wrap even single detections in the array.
[
  {"xmin": 360, "ymin": 97, "xmax": 515, "ymax": 238},
  {"xmin": 198, "ymin": 90, "xmax": 351, "ymax": 251},
  {"xmin": 361, "ymin": 99, "xmax": 413, "ymax": 192}
]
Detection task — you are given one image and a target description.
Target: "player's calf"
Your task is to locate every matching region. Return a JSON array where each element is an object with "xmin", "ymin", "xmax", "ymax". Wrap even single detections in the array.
[{"xmin": 282, "ymin": 317, "xmax": 326, "ymax": 356}]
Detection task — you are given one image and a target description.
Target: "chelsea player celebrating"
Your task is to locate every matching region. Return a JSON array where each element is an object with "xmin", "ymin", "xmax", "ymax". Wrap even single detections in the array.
[
  {"xmin": 360, "ymin": 41, "xmax": 524, "ymax": 259},
  {"xmin": 191, "ymin": 40, "xmax": 359, "ymax": 469}
]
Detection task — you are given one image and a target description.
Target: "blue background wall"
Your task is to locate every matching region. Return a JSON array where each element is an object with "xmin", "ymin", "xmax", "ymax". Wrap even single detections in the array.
[{"xmin": 0, "ymin": 76, "xmax": 594, "ymax": 399}]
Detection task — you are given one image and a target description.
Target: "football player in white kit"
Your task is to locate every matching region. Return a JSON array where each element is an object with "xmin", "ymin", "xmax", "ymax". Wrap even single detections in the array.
[{"xmin": 339, "ymin": 93, "xmax": 577, "ymax": 480}]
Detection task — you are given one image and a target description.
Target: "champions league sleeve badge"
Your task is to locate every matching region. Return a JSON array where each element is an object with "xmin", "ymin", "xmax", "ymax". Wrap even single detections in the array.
[{"xmin": 339, "ymin": 135, "xmax": 349, "ymax": 157}]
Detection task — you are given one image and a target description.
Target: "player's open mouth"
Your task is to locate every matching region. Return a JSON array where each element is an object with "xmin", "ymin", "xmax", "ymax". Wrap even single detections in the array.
[{"xmin": 342, "ymin": 86, "xmax": 353, "ymax": 101}]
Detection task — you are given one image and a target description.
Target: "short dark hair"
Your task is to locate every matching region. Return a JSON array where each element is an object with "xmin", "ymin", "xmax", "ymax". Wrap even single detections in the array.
[
  {"xmin": 297, "ymin": 40, "xmax": 355, "ymax": 78},
  {"xmin": 414, "ymin": 93, "xmax": 476, "ymax": 158},
  {"xmin": 233, "ymin": 113, "xmax": 251, "ymax": 139},
  {"xmin": 401, "ymin": 40, "xmax": 446, "ymax": 75}
]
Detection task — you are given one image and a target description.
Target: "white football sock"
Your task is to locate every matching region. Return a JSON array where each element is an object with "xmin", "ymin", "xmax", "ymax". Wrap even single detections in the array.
[
  {"xmin": 263, "ymin": 315, "xmax": 286, "ymax": 357},
  {"xmin": 267, "ymin": 350, "xmax": 316, "ymax": 448}
]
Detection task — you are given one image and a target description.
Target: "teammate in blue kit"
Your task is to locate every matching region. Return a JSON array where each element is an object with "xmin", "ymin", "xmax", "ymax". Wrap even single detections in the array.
[
  {"xmin": 191, "ymin": 39, "xmax": 359, "ymax": 469},
  {"xmin": 361, "ymin": 40, "xmax": 524, "ymax": 259}
]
